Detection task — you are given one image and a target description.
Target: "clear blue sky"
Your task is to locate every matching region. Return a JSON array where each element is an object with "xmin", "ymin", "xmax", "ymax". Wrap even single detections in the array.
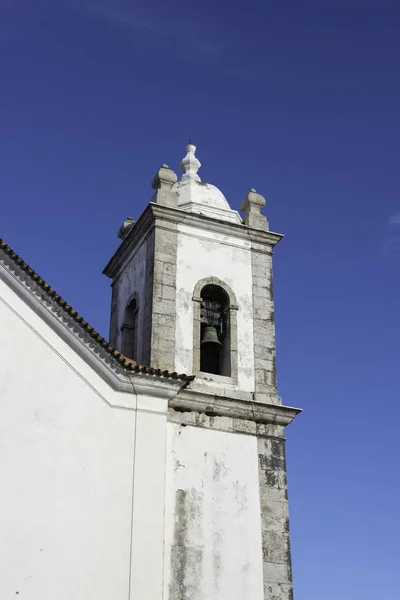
[{"xmin": 1, "ymin": 1, "xmax": 400, "ymax": 597}]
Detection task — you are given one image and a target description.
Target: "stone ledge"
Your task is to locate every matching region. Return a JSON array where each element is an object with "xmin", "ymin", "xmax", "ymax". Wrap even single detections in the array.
[
  {"xmin": 150, "ymin": 203, "xmax": 283, "ymax": 247},
  {"xmin": 169, "ymin": 388, "xmax": 301, "ymax": 427},
  {"xmin": 168, "ymin": 409, "xmax": 288, "ymax": 439},
  {"xmin": 104, "ymin": 201, "xmax": 282, "ymax": 280}
]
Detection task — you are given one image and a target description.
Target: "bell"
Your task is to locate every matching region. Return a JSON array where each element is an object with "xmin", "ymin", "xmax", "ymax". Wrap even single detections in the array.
[{"xmin": 201, "ymin": 325, "xmax": 222, "ymax": 347}]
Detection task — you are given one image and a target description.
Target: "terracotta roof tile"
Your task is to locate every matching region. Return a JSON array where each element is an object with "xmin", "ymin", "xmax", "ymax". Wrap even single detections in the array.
[{"xmin": 0, "ymin": 239, "xmax": 193, "ymax": 382}]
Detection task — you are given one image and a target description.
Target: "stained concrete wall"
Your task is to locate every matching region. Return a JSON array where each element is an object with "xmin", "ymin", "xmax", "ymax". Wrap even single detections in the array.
[
  {"xmin": 164, "ymin": 422, "xmax": 264, "ymax": 600},
  {"xmin": 0, "ymin": 277, "xmax": 169, "ymax": 600},
  {"xmin": 175, "ymin": 223, "xmax": 255, "ymax": 391}
]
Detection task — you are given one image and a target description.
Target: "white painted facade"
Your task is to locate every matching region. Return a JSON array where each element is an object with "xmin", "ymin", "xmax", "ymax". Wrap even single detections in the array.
[
  {"xmin": 0, "ymin": 273, "xmax": 176, "ymax": 600},
  {"xmin": 164, "ymin": 423, "xmax": 264, "ymax": 599},
  {"xmin": 175, "ymin": 223, "xmax": 255, "ymax": 390}
]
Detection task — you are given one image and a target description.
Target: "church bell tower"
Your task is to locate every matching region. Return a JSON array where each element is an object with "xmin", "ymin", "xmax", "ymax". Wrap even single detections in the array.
[{"xmin": 104, "ymin": 144, "xmax": 300, "ymax": 600}]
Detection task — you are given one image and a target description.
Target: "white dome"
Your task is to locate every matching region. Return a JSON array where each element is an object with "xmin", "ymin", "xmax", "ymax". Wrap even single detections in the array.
[{"xmin": 173, "ymin": 144, "xmax": 242, "ymax": 225}]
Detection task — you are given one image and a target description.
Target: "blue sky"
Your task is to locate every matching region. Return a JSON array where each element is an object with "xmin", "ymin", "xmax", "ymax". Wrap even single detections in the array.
[{"xmin": 1, "ymin": 0, "xmax": 400, "ymax": 597}]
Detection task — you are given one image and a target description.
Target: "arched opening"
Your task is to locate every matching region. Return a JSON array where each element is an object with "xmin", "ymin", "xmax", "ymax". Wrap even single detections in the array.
[
  {"xmin": 200, "ymin": 284, "xmax": 231, "ymax": 376},
  {"xmin": 121, "ymin": 297, "xmax": 138, "ymax": 360}
]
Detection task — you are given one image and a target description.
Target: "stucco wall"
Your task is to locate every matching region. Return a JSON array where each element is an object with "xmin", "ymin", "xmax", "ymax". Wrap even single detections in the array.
[
  {"xmin": 0, "ymin": 278, "xmax": 168, "ymax": 600},
  {"xmin": 164, "ymin": 422, "xmax": 264, "ymax": 600},
  {"xmin": 175, "ymin": 224, "xmax": 255, "ymax": 391}
]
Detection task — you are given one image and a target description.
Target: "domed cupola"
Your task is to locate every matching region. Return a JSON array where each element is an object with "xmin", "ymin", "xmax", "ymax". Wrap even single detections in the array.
[{"xmin": 172, "ymin": 143, "xmax": 242, "ymax": 225}]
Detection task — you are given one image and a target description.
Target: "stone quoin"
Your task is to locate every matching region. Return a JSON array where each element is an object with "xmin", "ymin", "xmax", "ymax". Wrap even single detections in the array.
[{"xmin": 0, "ymin": 143, "xmax": 301, "ymax": 600}]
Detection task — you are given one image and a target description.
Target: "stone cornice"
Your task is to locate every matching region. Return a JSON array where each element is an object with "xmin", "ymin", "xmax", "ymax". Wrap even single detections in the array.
[
  {"xmin": 103, "ymin": 202, "xmax": 283, "ymax": 279},
  {"xmin": 170, "ymin": 388, "xmax": 301, "ymax": 427},
  {"xmin": 150, "ymin": 203, "xmax": 283, "ymax": 247}
]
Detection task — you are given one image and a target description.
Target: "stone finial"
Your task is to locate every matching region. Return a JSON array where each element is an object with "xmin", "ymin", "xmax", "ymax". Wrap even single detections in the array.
[
  {"xmin": 152, "ymin": 164, "xmax": 178, "ymax": 191},
  {"xmin": 118, "ymin": 216, "xmax": 135, "ymax": 240},
  {"xmin": 151, "ymin": 164, "xmax": 178, "ymax": 207},
  {"xmin": 240, "ymin": 188, "xmax": 269, "ymax": 230},
  {"xmin": 180, "ymin": 143, "xmax": 201, "ymax": 182}
]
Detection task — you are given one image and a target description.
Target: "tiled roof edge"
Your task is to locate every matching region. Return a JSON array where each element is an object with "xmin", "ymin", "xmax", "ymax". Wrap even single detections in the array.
[{"xmin": 0, "ymin": 239, "xmax": 193, "ymax": 382}]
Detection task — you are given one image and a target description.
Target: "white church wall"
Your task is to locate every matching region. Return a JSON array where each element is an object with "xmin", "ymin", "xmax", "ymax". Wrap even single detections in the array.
[
  {"xmin": 164, "ymin": 421, "xmax": 264, "ymax": 600},
  {"xmin": 175, "ymin": 223, "xmax": 255, "ymax": 391},
  {"xmin": 0, "ymin": 278, "xmax": 169, "ymax": 600},
  {"xmin": 129, "ymin": 405, "xmax": 169, "ymax": 599}
]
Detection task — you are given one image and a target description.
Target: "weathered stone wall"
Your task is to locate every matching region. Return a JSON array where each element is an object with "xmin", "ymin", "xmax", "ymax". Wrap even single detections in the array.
[
  {"xmin": 150, "ymin": 220, "xmax": 179, "ymax": 371},
  {"xmin": 258, "ymin": 436, "xmax": 293, "ymax": 600},
  {"xmin": 250, "ymin": 242, "xmax": 280, "ymax": 405},
  {"xmin": 142, "ymin": 229, "xmax": 155, "ymax": 366}
]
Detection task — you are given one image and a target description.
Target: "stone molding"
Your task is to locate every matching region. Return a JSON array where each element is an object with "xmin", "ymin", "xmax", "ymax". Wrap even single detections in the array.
[
  {"xmin": 192, "ymin": 276, "xmax": 238, "ymax": 307},
  {"xmin": 104, "ymin": 203, "xmax": 283, "ymax": 280},
  {"xmin": 169, "ymin": 387, "xmax": 301, "ymax": 427},
  {"xmin": 192, "ymin": 276, "xmax": 239, "ymax": 384},
  {"xmin": 150, "ymin": 203, "xmax": 283, "ymax": 247},
  {"xmin": 168, "ymin": 408, "xmax": 288, "ymax": 440}
]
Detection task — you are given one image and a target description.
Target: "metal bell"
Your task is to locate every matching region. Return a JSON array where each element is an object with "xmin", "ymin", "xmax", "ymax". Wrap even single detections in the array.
[{"xmin": 201, "ymin": 325, "xmax": 222, "ymax": 347}]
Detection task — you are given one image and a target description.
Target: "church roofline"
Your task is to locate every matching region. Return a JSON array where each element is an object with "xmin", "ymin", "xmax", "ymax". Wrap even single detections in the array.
[{"xmin": 0, "ymin": 238, "xmax": 193, "ymax": 384}]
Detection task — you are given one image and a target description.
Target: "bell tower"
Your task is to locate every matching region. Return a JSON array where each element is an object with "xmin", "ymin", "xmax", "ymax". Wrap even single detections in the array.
[{"xmin": 104, "ymin": 144, "xmax": 300, "ymax": 600}]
